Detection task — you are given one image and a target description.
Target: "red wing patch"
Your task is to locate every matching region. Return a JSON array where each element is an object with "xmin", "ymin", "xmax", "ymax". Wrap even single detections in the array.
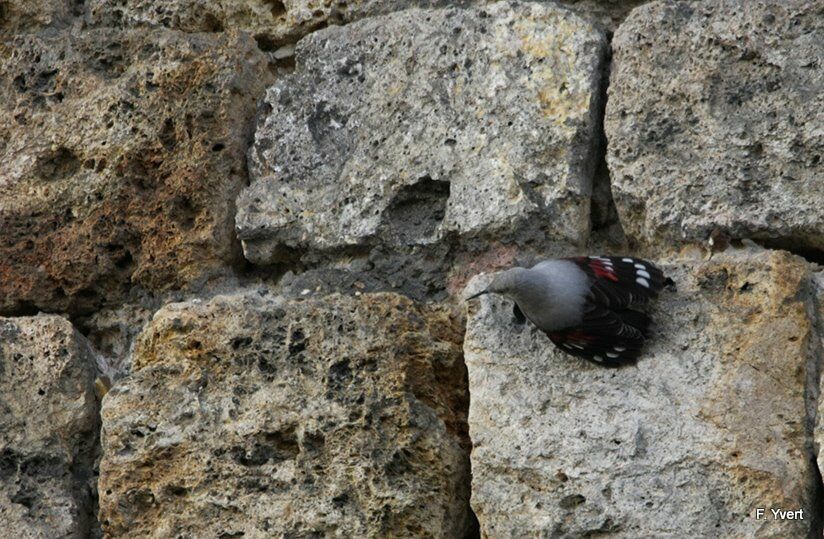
[
  {"xmin": 567, "ymin": 256, "xmax": 668, "ymax": 309},
  {"xmin": 550, "ymin": 329, "xmax": 594, "ymax": 343},
  {"xmin": 587, "ymin": 258, "xmax": 619, "ymax": 282}
]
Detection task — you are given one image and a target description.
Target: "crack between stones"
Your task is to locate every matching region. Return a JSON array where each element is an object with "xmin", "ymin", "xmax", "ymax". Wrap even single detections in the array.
[
  {"xmin": 459, "ymin": 309, "xmax": 481, "ymax": 539},
  {"xmin": 809, "ymin": 464, "xmax": 823, "ymax": 539},
  {"xmin": 73, "ymin": 416, "xmax": 103, "ymax": 539},
  {"xmin": 805, "ymin": 275, "xmax": 824, "ymax": 537},
  {"xmin": 587, "ymin": 32, "xmax": 627, "ymax": 253},
  {"xmin": 753, "ymin": 239, "xmax": 824, "ymax": 266}
]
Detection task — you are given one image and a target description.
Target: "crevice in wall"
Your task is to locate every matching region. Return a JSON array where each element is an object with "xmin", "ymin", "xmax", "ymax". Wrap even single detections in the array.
[
  {"xmin": 462, "ymin": 325, "xmax": 481, "ymax": 539},
  {"xmin": 754, "ymin": 238, "xmax": 824, "ymax": 266},
  {"xmin": 0, "ymin": 301, "xmax": 42, "ymax": 317},
  {"xmin": 805, "ymin": 274, "xmax": 824, "ymax": 537},
  {"xmin": 587, "ymin": 33, "xmax": 628, "ymax": 253},
  {"xmin": 73, "ymin": 411, "xmax": 102, "ymax": 539},
  {"xmin": 809, "ymin": 463, "xmax": 823, "ymax": 539},
  {"xmin": 463, "ymin": 508, "xmax": 481, "ymax": 539},
  {"xmin": 254, "ymin": 34, "xmax": 298, "ymax": 77}
]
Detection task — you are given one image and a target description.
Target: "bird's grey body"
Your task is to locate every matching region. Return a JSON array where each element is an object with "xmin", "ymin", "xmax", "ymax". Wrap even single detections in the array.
[
  {"xmin": 470, "ymin": 255, "xmax": 668, "ymax": 366},
  {"xmin": 489, "ymin": 260, "xmax": 590, "ymax": 332}
]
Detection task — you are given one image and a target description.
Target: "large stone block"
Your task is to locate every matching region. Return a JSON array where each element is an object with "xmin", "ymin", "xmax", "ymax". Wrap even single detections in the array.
[
  {"xmin": 237, "ymin": 1, "xmax": 606, "ymax": 262},
  {"xmin": 0, "ymin": 29, "xmax": 272, "ymax": 314},
  {"xmin": 99, "ymin": 291, "xmax": 472, "ymax": 537},
  {"xmin": 465, "ymin": 248, "xmax": 818, "ymax": 537},
  {"xmin": 0, "ymin": 315, "xmax": 100, "ymax": 538},
  {"xmin": 606, "ymin": 0, "xmax": 824, "ymax": 250}
]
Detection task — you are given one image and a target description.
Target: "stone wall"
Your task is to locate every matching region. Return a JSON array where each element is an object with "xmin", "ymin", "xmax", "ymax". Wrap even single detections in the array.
[{"xmin": 1, "ymin": 0, "xmax": 822, "ymax": 537}]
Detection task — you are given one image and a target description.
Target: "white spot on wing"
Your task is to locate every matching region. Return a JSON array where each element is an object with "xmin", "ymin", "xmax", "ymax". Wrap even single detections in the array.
[
  {"xmin": 634, "ymin": 263, "xmax": 646, "ymax": 270},
  {"xmin": 614, "ymin": 345, "xmax": 626, "ymax": 352},
  {"xmin": 593, "ymin": 355, "xmax": 604, "ymax": 362},
  {"xmin": 607, "ymin": 352, "xmax": 619, "ymax": 358},
  {"xmin": 637, "ymin": 269, "xmax": 651, "ymax": 279},
  {"xmin": 636, "ymin": 277, "xmax": 650, "ymax": 288},
  {"xmin": 571, "ymin": 343, "xmax": 584, "ymax": 349},
  {"xmin": 622, "ymin": 258, "xmax": 633, "ymax": 263}
]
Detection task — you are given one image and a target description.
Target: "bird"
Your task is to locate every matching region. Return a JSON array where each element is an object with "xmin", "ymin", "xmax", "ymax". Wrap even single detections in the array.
[{"xmin": 466, "ymin": 256, "xmax": 669, "ymax": 367}]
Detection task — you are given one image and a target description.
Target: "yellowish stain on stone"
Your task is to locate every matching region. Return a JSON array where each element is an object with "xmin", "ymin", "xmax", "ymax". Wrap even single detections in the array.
[
  {"xmin": 513, "ymin": 17, "xmax": 593, "ymax": 126},
  {"xmin": 697, "ymin": 250, "xmax": 812, "ymax": 512}
]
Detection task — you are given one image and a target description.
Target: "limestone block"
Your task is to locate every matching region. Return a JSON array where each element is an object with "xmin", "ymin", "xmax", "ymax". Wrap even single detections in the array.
[
  {"xmin": 238, "ymin": 1, "xmax": 606, "ymax": 262},
  {"xmin": 607, "ymin": 0, "xmax": 824, "ymax": 250},
  {"xmin": 99, "ymin": 291, "xmax": 472, "ymax": 537},
  {"xmin": 466, "ymin": 248, "xmax": 818, "ymax": 537}
]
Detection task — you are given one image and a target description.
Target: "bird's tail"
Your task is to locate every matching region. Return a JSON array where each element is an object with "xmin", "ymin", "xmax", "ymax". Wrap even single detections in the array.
[{"xmin": 617, "ymin": 308, "xmax": 651, "ymax": 338}]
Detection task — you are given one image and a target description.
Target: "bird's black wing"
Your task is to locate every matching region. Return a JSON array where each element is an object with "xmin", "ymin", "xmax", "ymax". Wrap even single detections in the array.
[
  {"xmin": 565, "ymin": 256, "xmax": 667, "ymax": 310},
  {"xmin": 546, "ymin": 303, "xmax": 647, "ymax": 367}
]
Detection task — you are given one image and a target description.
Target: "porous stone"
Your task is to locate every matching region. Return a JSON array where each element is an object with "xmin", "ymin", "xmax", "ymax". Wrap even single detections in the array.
[
  {"xmin": 0, "ymin": 29, "xmax": 272, "ymax": 315},
  {"xmin": 75, "ymin": 301, "xmax": 156, "ymax": 377},
  {"xmin": 556, "ymin": 0, "xmax": 649, "ymax": 32},
  {"xmin": 85, "ymin": 0, "xmax": 475, "ymax": 46},
  {"xmin": 84, "ymin": 0, "xmax": 655, "ymax": 40},
  {"xmin": 99, "ymin": 291, "xmax": 471, "ymax": 537},
  {"xmin": 0, "ymin": 315, "xmax": 100, "ymax": 538},
  {"xmin": 0, "ymin": 0, "xmax": 79, "ymax": 33},
  {"xmin": 238, "ymin": 1, "xmax": 607, "ymax": 262},
  {"xmin": 606, "ymin": 0, "xmax": 824, "ymax": 251},
  {"xmin": 465, "ymin": 248, "xmax": 818, "ymax": 537}
]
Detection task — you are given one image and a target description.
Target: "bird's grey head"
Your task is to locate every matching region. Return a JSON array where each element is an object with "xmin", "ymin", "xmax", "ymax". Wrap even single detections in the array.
[{"xmin": 467, "ymin": 267, "xmax": 529, "ymax": 300}]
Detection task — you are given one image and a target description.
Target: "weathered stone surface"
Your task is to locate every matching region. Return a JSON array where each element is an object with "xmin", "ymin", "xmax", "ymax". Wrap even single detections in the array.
[
  {"xmin": 557, "ymin": 0, "xmax": 649, "ymax": 32},
  {"xmin": 84, "ymin": 0, "xmax": 656, "ymax": 40},
  {"xmin": 606, "ymin": 0, "xmax": 824, "ymax": 251},
  {"xmin": 0, "ymin": 315, "xmax": 100, "ymax": 538},
  {"xmin": 99, "ymin": 291, "xmax": 471, "ymax": 537},
  {"xmin": 0, "ymin": 0, "xmax": 78, "ymax": 33},
  {"xmin": 88, "ymin": 1, "xmax": 486, "ymax": 46},
  {"xmin": 0, "ymin": 29, "xmax": 272, "ymax": 315},
  {"xmin": 75, "ymin": 301, "xmax": 156, "ymax": 378},
  {"xmin": 238, "ymin": 1, "xmax": 606, "ymax": 262},
  {"xmin": 466, "ymin": 248, "xmax": 818, "ymax": 537}
]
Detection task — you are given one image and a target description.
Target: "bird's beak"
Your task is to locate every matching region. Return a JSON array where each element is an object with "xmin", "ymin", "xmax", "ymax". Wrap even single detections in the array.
[{"xmin": 466, "ymin": 289, "xmax": 489, "ymax": 301}]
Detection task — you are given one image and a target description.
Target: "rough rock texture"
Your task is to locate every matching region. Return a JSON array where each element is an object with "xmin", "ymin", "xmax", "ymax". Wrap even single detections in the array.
[
  {"xmin": 0, "ymin": 0, "xmax": 79, "ymax": 33},
  {"xmin": 99, "ymin": 291, "xmax": 471, "ymax": 537},
  {"xmin": 238, "ymin": 1, "xmax": 607, "ymax": 262},
  {"xmin": 0, "ymin": 29, "xmax": 272, "ymax": 315},
  {"xmin": 607, "ymin": 0, "xmax": 824, "ymax": 250},
  {"xmin": 0, "ymin": 315, "xmax": 100, "ymax": 538},
  {"xmin": 86, "ymin": 0, "xmax": 479, "ymax": 47},
  {"xmin": 2, "ymin": 0, "xmax": 823, "ymax": 536},
  {"xmin": 75, "ymin": 301, "xmax": 157, "ymax": 377},
  {"xmin": 85, "ymin": 0, "xmax": 656, "ymax": 40},
  {"xmin": 558, "ymin": 0, "xmax": 649, "ymax": 32},
  {"xmin": 465, "ymin": 248, "xmax": 819, "ymax": 537}
]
